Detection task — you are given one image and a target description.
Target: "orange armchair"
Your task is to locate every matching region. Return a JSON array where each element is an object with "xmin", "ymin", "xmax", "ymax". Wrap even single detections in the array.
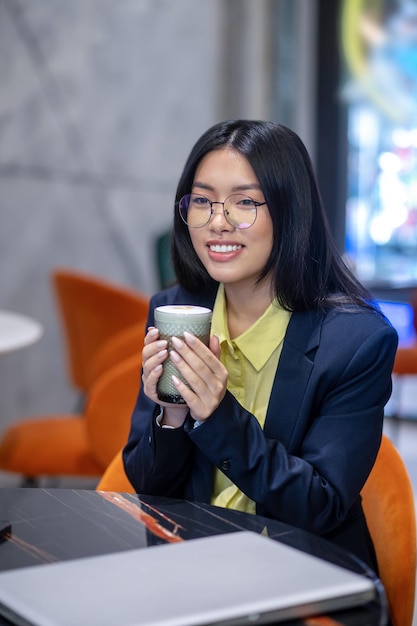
[
  {"xmin": 52, "ymin": 268, "xmax": 149, "ymax": 398},
  {"xmin": 361, "ymin": 434, "xmax": 416, "ymax": 626},
  {"xmin": 0, "ymin": 351, "xmax": 142, "ymax": 483}
]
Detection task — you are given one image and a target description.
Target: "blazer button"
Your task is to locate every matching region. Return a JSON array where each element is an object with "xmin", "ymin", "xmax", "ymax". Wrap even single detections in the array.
[{"xmin": 220, "ymin": 460, "xmax": 231, "ymax": 471}]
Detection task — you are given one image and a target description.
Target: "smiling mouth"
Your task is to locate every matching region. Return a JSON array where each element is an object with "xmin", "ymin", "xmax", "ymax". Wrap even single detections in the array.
[{"xmin": 209, "ymin": 244, "xmax": 242, "ymax": 253}]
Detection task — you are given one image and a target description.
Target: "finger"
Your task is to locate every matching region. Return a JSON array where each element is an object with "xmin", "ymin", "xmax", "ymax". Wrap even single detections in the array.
[
  {"xmin": 209, "ymin": 334, "xmax": 221, "ymax": 359},
  {"xmin": 183, "ymin": 332, "xmax": 222, "ymax": 369},
  {"xmin": 173, "ymin": 333, "xmax": 212, "ymax": 366},
  {"xmin": 142, "ymin": 356, "xmax": 167, "ymax": 393},
  {"xmin": 142, "ymin": 361, "xmax": 163, "ymax": 398},
  {"xmin": 143, "ymin": 338, "xmax": 167, "ymax": 360},
  {"xmin": 171, "ymin": 370, "xmax": 225, "ymax": 421},
  {"xmin": 169, "ymin": 346, "xmax": 227, "ymax": 419},
  {"xmin": 144, "ymin": 327, "xmax": 159, "ymax": 345},
  {"xmin": 143, "ymin": 328, "xmax": 168, "ymax": 365},
  {"xmin": 142, "ymin": 345, "xmax": 168, "ymax": 380},
  {"xmin": 142, "ymin": 335, "xmax": 168, "ymax": 397},
  {"xmin": 172, "ymin": 335, "xmax": 225, "ymax": 384}
]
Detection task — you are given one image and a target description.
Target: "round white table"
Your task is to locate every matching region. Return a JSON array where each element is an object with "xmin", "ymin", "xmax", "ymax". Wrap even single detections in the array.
[{"xmin": 0, "ymin": 310, "xmax": 43, "ymax": 354}]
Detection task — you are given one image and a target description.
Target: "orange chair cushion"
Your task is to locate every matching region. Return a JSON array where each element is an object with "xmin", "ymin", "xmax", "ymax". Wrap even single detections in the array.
[
  {"xmin": 0, "ymin": 416, "xmax": 102, "ymax": 477},
  {"xmin": 96, "ymin": 449, "xmax": 135, "ymax": 493}
]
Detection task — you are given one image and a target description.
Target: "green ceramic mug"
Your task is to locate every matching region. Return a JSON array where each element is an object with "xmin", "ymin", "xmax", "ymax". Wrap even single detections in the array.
[{"xmin": 154, "ymin": 305, "xmax": 212, "ymax": 404}]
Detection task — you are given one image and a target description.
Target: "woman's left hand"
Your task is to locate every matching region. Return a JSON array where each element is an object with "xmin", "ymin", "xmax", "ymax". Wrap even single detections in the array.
[{"xmin": 169, "ymin": 332, "xmax": 228, "ymax": 422}]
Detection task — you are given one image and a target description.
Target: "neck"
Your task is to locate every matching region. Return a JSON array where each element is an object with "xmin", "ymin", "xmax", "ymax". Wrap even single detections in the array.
[{"xmin": 224, "ymin": 279, "xmax": 274, "ymax": 339}]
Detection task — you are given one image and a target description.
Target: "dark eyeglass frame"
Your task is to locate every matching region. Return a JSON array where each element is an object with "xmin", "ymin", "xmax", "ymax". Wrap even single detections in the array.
[{"xmin": 178, "ymin": 193, "xmax": 267, "ymax": 229}]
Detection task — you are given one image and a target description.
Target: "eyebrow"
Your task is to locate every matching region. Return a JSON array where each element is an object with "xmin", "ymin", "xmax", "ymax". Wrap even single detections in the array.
[{"xmin": 192, "ymin": 181, "xmax": 263, "ymax": 193}]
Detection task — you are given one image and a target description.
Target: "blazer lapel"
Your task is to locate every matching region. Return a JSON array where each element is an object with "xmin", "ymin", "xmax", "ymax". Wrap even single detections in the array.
[{"xmin": 264, "ymin": 309, "xmax": 324, "ymax": 447}]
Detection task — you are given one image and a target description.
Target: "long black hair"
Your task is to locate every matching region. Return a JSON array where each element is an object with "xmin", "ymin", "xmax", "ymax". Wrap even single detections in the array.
[{"xmin": 172, "ymin": 120, "xmax": 375, "ymax": 312}]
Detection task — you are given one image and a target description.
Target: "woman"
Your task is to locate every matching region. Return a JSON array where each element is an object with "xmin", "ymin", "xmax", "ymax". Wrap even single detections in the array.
[{"xmin": 123, "ymin": 120, "xmax": 398, "ymax": 572}]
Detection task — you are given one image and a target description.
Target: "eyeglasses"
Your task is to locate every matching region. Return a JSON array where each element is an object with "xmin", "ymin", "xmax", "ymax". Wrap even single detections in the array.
[{"xmin": 178, "ymin": 193, "xmax": 266, "ymax": 229}]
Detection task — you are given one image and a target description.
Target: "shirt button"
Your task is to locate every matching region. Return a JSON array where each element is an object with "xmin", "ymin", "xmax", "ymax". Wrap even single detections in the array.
[{"xmin": 220, "ymin": 460, "xmax": 231, "ymax": 471}]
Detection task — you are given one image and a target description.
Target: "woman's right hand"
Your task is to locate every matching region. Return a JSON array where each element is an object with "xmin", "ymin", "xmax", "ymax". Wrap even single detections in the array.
[{"xmin": 141, "ymin": 326, "xmax": 188, "ymax": 426}]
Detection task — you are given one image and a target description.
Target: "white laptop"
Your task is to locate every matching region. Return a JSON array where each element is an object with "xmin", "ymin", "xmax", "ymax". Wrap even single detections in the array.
[{"xmin": 0, "ymin": 531, "xmax": 376, "ymax": 626}]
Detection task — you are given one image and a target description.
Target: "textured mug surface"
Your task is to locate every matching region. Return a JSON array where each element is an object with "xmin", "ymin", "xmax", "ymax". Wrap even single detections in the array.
[{"xmin": 154, "ymin": 305, "xmax": 212, "ymax": 404}]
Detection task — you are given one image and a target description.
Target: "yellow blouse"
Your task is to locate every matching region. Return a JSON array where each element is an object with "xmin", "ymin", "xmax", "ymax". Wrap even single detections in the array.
[{"xmin": 210, "ymin": 284, "xmax": 291, "ymax": 513}]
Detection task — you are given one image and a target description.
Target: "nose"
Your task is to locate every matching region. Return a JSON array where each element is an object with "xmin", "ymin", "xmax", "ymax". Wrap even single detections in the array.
[{"xmin": 209, "ymin": 203, "xmax": 234, "ymax": 230}]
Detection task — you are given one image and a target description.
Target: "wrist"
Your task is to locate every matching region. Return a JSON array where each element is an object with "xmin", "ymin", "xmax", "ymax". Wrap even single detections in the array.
[{"xmin": 156, "ymin": 406, "xmax": 188, "ymax": 429}]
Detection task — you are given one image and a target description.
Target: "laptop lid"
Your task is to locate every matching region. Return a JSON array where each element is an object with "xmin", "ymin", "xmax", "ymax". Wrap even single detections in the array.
[{"xmin": 0, "ymin": 530, "xmax": 375, "ymax": 626}]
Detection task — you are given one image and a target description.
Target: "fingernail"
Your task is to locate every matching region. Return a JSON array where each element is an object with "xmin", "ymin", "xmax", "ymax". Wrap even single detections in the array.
[
  {"xmin": 157, "ymin": 340, "xmax": 167, "ymax": 348},
  {"xmin": 183, "ymin": 331, "xmax": 195, "ymax": 343},
  {"xmin": 170, "ymin": 350, "xmax": 180, "ymax": 363},
  {"xmin": 171, "ymin": 336, "xmax": 184, "ymax": 349},
  {"xmin": 148, "ymin": 327, "xmax": 159, "ymax": 336},
  {"xmin": 154, "ymin": 364, "xmax": 162, "ymax": 372},
  {"xmin": 157, "ymin": 349, "xmax": 167, "ymax": 358},
  {"xmin": 172, "ymin": 374, "xmax": 180, "ymax": 386}
]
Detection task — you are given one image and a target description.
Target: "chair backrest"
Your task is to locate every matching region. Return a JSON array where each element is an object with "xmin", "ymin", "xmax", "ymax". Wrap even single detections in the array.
[
  {"xmin": 96, "ymin": 448, "xmax": 135, "ymax": 493},
  {"xmin": 52, "ymin": 268, "xmax": 149, "ymax": 393},
  {"xmin": 89, "ymin": 324, "xmax": 146, "ymax": 385},
  {"xmin": 393, "ymin": 345, "xmax": 417, "ymax": 376},
  {"xmin": 85, "ymin": 352, "xmax": 142, "ymax": 471},
  {"xmin": 361, "ymin": 434, "xmax": 416, "ymax": 626}
]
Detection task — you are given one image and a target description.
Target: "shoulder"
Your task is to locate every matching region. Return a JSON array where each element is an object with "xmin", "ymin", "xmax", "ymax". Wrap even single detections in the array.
[
  {"xmin": 286, "ymin": 306, "xmax": 398, "ymax": 387},
  {"xmin": 318, "ymin": 305, "xmax": 398, "ymax": 362},
  {"xmin": 322, "ymin": 305, "xmax": 397, "ymax": 338},
  {"xmin": 287, "ymin": 304, "xmax": 398, "ymax": 358}
]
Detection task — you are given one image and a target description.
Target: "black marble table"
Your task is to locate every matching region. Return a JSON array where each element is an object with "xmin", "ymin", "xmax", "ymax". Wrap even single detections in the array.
[{"xmin": 0, "ymin": 488, "xmax": 388, "ymax": 625}]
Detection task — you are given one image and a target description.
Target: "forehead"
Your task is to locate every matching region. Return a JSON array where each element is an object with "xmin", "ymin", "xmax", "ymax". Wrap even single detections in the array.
[{"xmin": 193, "ymin": 148, "xmax": 259, "ymax": 188}]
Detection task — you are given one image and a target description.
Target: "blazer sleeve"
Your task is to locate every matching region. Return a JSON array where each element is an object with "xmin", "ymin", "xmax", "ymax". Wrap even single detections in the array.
[
  {"xmin": 123, "ymin": 383, "xmax": 196, "ymax": 497},
  {"xmin": 123, "ymin": 286, "xmax": 213, "ymax": 497}
]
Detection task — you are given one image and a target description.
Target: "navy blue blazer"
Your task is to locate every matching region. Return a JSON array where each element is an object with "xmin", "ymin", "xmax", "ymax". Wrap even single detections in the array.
[{"xmin": 123, "ymin": 284, "xmax": 398, "ymax": 570}]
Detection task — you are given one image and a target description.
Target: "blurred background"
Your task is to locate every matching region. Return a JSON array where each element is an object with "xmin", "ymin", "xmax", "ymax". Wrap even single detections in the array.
[{"xmin": 1, "ymin": 0, "xmax": 417, "ymax": 433}]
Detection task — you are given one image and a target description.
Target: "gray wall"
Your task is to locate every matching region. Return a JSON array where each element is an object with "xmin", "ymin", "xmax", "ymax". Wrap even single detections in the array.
[{"xmin": 0, "ymin": 0, "xmax": 316, "ymax": 434}]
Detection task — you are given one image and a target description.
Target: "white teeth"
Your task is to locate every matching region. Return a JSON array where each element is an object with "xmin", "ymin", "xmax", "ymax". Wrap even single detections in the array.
[{"xmin": 209, "ymin": 244, "xmax": 242, "ymax": 253}]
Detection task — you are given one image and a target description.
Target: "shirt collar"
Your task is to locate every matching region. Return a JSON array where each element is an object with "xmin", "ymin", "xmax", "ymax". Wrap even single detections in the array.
[{"xmin": 211, "ymin": 284, "xmax": 291, "ymax": 372}]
